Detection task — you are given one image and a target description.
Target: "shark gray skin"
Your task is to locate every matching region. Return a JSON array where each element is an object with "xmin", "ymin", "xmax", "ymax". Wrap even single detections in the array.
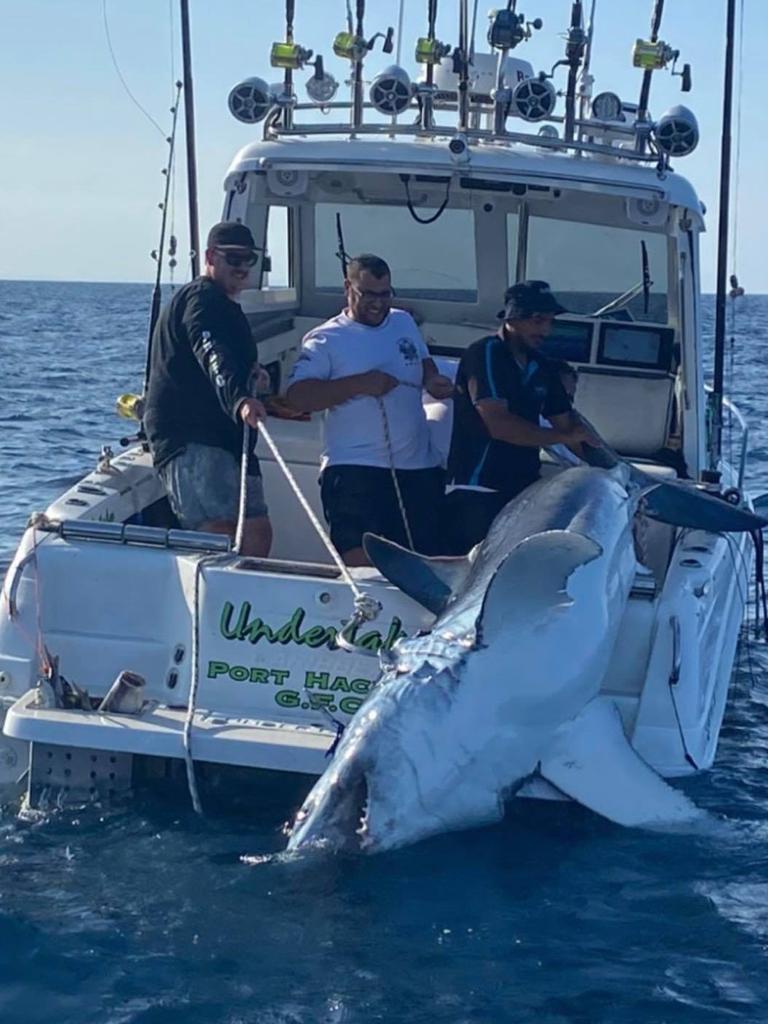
[{"xmin": 287, "ymin": 464, "xmax": 764, "ymax": 855}]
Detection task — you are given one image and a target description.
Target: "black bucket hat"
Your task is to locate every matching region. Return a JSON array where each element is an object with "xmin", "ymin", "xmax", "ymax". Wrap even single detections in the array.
[
  {"xmin": 206, "ymin": 221, "xmax": 257, "ymax": 250},
  {"xmin": 497, "ymin": 280, "xmax": 568, "ymax": 320}
]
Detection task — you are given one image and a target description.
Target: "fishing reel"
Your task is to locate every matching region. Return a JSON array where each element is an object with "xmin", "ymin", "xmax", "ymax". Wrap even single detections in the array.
[
  {"xmin": 333, "ymin": 25, "xmax": 394, "ymax": 62},
  {"xmin": 415, "ymin": 36, "xmax": 452, "ymax": 66},
  {"xmin": 487, "ymin": 6, "xmax": 542, "ymax": 51},
  {"xmin": 633, "ymin": 38, "xmax": 692, "ymax": 92}
]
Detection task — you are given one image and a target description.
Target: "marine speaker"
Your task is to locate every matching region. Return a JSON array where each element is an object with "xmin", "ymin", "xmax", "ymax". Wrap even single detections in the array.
[
  {"xmin": 654, "ymin": 105, "xmax": 699, "ymax": 157},
  {"xmin": 369, "ymin": 65, "xmax": 414, "ymax": 115},
  {"xmin": 228, "ymin": 77, "xmax": 274, "ymax": 124},
  {"xmin": 510, "ymin": 77, "xmax": 557, "ymax": 122}
]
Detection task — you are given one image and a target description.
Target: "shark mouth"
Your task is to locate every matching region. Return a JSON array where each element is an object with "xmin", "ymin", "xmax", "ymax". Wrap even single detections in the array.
[{"xmin": 289, "ymin": 766, "xmax": 372, "ymax": 853}]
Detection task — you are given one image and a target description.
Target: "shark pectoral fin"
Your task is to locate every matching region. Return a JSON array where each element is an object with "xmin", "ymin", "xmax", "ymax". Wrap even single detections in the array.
[
  {"xmin": 363, "ymin": 533, "xmax": 472, "ymax": 616},
  {"xmin": 539, "ymin": 698, "xmax": 704, "ymax": 827},
  {"xmin": 478, "ymin": 530, "xmax": 602, "ymax": 642},
  {"xmin": 629, "ymin": 468, "xmax": 767, "ymax": 533}
]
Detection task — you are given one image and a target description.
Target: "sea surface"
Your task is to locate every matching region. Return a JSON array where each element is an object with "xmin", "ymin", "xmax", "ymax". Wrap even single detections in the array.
[{"xmin": 1, "ymin": 280, "xmax": 768, "ymax": 1024}]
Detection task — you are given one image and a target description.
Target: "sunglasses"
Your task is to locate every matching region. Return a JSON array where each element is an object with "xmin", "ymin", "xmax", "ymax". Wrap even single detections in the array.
[
  {"xmin": 349, "ymin": 283, "xmax": 395, "ymax": 302},
  {"xmin": 215, "ymin": 248, "xmax": 259, "ymax": 268}
]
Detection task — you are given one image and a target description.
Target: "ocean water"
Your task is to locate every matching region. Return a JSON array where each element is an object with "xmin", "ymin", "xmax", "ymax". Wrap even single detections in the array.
[{"xmin": 1, "ymin": 280, "xmax": 768, "ymax": 1023}]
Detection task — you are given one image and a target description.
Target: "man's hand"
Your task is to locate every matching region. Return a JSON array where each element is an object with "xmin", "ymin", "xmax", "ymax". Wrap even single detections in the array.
[
  {"xmin": 355, "ymin": 370, "xmax": 399, "ymax": 397},
  {"xmin": 559, "ymin": 420, "xmax": 602, "ymax": 448},
  {"xmin": 239, "ymin": 399, "xmax": 267, "ymax": 428},
  {"xmin": 253, "ymin": 366, "xmax": 272, "ymax": 394},
  {"xmin": 425, "ymin": 374, "xmax": 454, "ymax": 400}
]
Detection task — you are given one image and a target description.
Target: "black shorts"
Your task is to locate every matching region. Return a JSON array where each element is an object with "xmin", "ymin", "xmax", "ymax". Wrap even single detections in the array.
[
  {"xmin": 444, "ymin": 488, "xmax": 514, "ymax": 555},
  {"xmin": 320, "ymin": 464, "xmax": 447, "ymax": 557}
]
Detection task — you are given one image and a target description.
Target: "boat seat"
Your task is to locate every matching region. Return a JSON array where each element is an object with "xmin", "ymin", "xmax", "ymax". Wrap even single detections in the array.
[{"xmin": 572, "ymin": 366, "xmax": 675, "ymax": 458}]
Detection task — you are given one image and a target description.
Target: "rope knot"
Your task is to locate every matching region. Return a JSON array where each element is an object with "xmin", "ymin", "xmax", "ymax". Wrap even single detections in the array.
[{"xmin": 353, "ymin": 594, "xmax": 382, "ymax": 623}]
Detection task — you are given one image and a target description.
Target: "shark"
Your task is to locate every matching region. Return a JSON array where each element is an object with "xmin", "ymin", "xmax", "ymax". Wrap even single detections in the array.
[{"xmin": 287, "ymin": 462, "xmax": 765, "ymax": 854}]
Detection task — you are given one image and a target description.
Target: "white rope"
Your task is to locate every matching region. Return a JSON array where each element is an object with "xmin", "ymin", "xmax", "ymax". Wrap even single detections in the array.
[
  {"xmin": 258, "ymin": 420, "xmax": 367, "ymax": 602},
  {"xmin": 377, "ymin": 396, "xmax": 415, "ymax": 550},
  {"xmin": 234, "ymin": 422, "xmax": 249, "ymax": 554}
]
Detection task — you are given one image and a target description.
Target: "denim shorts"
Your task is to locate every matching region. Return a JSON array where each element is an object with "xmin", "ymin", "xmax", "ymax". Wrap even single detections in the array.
[{"xmin": 158, "ymin": 443, "xmax": 268, "ymax": 531}]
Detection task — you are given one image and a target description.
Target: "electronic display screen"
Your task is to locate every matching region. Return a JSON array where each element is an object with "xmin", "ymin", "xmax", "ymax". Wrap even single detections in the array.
[
  {"xmin": 598, "ymin": 323, "xmax": 674, "ymax": 370},
  {"xmin": 538, "ymin": 320, "xmax": 593, "ymax": 364}
]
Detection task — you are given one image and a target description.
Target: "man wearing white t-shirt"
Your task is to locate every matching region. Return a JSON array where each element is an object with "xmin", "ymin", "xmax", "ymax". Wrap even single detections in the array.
[{"xmin": 286, "ymin": 254, "xmax": 453, "ymax": 565}]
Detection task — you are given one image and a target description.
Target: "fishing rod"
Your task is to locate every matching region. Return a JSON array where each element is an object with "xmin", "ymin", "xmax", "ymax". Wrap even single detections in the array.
[
  {"xmin": 457, "ymin": 0, "xmax": 470, "ymax": 132},
  {"xmin": 637, "ymin": 0, "xmax": 664, "ymax": 126},
  {"xmin": 352, "ymin": 0, "xmax": 366, "ymax": 128},
  {"xmin": 563, "ymin": 1, "xmax": 586, "ymax": 143},
  {"xmin": 578, "ymin": 0, "xmax": 598, "ymax": 124},
  {"xmin": 179, "ymin": 0, "xmax": 200, "ymax": 277},
  {"xmin": 711, "ymin": 0, "xmax": 739, "ymax": 467},
  {"xmin": 415, "ymin": 0, "xmax": 448, "ymax": 130},
  {"xmin": 141, "ymin": 82, "xmax": 183, "ymax": 397}
]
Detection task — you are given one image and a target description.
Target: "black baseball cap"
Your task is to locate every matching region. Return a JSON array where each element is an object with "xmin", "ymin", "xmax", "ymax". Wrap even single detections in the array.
[
  {"xmin": 206, "ymin": 221, "xmax": 257, "ymax": 250},
  {"xmin": 497, "ymin": 280, "xmax": 568, "ymax": 320}
]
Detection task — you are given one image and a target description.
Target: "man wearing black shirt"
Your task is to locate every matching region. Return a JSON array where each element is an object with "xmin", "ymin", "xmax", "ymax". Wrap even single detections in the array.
[
  {"xmin": 446, "ymin": 280, "xmax": 597, "ymax": 553},
  {"xmin": 143, "ymin": 222, "xmax": 272, "ymax": 555}
]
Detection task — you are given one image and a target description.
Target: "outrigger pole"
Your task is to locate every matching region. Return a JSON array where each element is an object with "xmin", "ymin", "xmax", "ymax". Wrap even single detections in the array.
[
  {"xmin": 179, "ymin": 0, "xmax": 200, "ymax": 278},
  {"xmin": 711, "ymin": 0, "xmax": 738, "ymax": 465}
]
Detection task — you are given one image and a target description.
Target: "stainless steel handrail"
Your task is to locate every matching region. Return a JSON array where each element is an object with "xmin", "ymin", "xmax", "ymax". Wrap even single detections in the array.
[{"xmin": 723, "ymin": 394, "xmax": 749, "ymax": 490}]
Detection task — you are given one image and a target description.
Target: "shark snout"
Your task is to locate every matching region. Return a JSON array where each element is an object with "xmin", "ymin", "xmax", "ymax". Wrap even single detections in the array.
[{"xmin": 288, "ymin": 759, "xmax": 371, "ymax": 853}]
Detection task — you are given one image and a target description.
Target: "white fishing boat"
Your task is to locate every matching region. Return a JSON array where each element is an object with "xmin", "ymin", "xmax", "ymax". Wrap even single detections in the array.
[{"xmin": 0, "ymin": 0, "xmax": 757, "ymax": 813}]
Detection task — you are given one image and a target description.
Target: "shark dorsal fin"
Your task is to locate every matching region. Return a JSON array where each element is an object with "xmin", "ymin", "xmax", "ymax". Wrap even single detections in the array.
[
  {"xmin": 478, "ymin": 530, "xmax": 602, "ymax": 644},
  {"xmin": 363, "ymin": 533, "xmax": 472, "ymax": 616}
]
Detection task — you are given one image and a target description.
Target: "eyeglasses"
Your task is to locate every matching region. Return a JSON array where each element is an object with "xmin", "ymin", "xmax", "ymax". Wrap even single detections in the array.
[
  {"xmin": 215, "ymin": 248, "xmax": 259, "ymax": 268},
  {"xmin": 349, "ymin": 283, "xmax": 395, "ymax": 302}
]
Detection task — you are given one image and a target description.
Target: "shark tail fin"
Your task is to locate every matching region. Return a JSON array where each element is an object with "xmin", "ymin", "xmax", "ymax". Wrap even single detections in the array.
[
  {"xmin": 630, "ymin": 467, "xmax": 767, "ymax": 533},
  {"xmin": 363, "ymin": 533, "xmax": 473, "ymax": 616}
]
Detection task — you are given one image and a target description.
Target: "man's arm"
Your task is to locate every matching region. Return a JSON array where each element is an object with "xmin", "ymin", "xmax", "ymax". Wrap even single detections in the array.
[
  {"xmin": 422, "ymin": 358, "xmax": 454, "ymax": 400},
  {"xmin": 473, "ymin": 380, "xmax": 597, "ymax": 447},
  {"xmin": 548, "ymin": 410, "xmax": 602, "ymax": 456},
  {"xmin": 184, "ymin": 293, "xmax": 255, "ymax": 422},
  {"xmin": 286, "ymin": 371, "xmax": 398, "ymax": 413}
]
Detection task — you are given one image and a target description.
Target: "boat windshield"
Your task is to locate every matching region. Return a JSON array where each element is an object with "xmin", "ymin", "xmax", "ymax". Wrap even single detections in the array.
[
  {"xmin": 511, "ymin": 215, "xmax": 669, "ymax": 323},
  {"xmin": 314, "ymin": 203, "xmax": 478, "ymax": 302}
]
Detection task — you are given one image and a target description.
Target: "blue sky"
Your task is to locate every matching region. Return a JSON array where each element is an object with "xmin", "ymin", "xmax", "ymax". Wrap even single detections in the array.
[{"xmin": 1, "ymin": 0, "xmax": 764, "ymax": 291}]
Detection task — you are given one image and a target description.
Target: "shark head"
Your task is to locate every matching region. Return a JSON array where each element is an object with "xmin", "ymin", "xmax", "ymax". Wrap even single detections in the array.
[{"xmin": 288, "ymin": 651, "xmax": 508, "ymax": 853}]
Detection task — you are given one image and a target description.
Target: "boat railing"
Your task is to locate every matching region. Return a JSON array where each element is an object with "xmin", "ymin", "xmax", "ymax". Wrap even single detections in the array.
[
  {"xmin": 707, "ymin": 385, "xmax": 749, "ymax": 490},
  {"xmin": 262, "ymin": 103, "xmax": 663, "ymax": 166},
  {"xmin": 722, "ymin": 395, "xmax": 749, "ymax": 491}
]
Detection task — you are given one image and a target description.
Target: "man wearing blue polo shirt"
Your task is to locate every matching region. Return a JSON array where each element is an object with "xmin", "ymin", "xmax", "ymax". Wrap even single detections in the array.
[{"xmin": 446, "ymin": 280, "xmax": 598, "ymax": 553}]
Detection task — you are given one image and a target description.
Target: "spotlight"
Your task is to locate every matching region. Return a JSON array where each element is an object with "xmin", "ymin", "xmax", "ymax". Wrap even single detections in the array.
[
  {"xmin": 537, "ymin": 124, "xmax": 559, "ymax": 141},
  {"xmin": 228, "ymin": 77, "xmax": 274, "ymax": 124},
  {"xmin": 591, "ymin": 91, "xmax": 623, "ymax": 122},
  {"xmin": 306, "ymin": 70, "xmax": 338, "ymax": 104}
]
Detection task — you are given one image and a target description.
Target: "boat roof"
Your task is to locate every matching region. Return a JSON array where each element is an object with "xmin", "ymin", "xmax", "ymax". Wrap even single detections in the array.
[{"xmin": 224, "ymin": 136, "xmax": 704, "ymax": 216}]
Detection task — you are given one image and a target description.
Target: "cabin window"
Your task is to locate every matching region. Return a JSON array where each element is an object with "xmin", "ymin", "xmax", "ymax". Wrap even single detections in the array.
[
  {"xmin": 265, "ymin": 205, "xmax": 291, "ymax": 287},
  {"xmin": 519, "ymin": 217, "xmax": 668, "ymax": 323},
  {"xmin": 314, "ymin": 203, "xmax": 478, "ymax": 302}
]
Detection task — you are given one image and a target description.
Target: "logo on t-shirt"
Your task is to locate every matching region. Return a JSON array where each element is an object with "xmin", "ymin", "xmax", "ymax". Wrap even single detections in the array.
[{"xmin": 398, "ymin": 338, "xmax": 419, "ymax": 364}]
